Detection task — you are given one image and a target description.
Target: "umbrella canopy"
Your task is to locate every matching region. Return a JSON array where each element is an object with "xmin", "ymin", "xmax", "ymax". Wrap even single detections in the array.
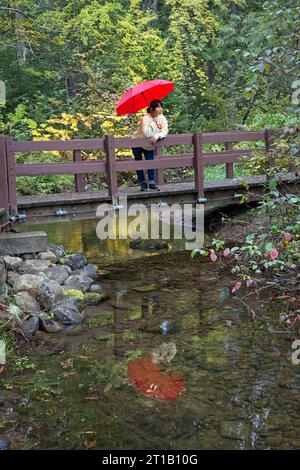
[{"xmin": 116, "ymin": 79, "xmax": 174, "ymax": 115}]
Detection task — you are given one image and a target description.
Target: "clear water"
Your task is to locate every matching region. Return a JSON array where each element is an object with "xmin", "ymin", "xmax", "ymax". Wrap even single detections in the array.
[{"xmin": 1, "ymin": 218, "xmax": 300, "ymax": 450}]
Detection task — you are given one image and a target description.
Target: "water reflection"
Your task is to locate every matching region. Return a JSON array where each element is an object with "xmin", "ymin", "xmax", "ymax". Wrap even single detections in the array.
[{"xmin": 3, "ymin": 219, "xmax": 298, "ymax": 450}]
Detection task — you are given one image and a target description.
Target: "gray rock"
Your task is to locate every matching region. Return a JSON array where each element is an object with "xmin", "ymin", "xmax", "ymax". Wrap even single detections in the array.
[
  {"xmin": 15, "ymin": 291, "xmax": 41, "ymax": 313},
  {"xmin": 24, "ymin": 316, "xmax": 40, "ymax": 335},
  {"xmin": 62, "ymin": 253, "xmax": 87, "ymax": 270},
  {"xmin": 38, "ymin": 318, "xmax": 64, "ymax": 333},
  {"xmin": 0, "ymin": 437, "xmax": 10, "ymax": 450},
  {"xmin": 69, "ymin": 269, "xmax": 84, "ymax": 276},
  {"xmin": 37, "ymin": 251, "xmax": 57, "ymax": 263},
  {"xmin": 47, "ymin": 244, "xmax": 67, "ymax": 259},
  {"xmin": 89, "ymin": 283, "xmax": 103, "ymax": 293},
  {"xmin": 37, "ymin": 279, "xmax": 64, "ymax": 309},
  {"xmin": 52, "ymin": 299, "xmax": 84, "ymax": 325},
  {"xmin": 19, "ymin": 269, "xmax": 48, "ymax": 279},
  {"xmin": 83, "ymin": 264, "xmax": 99, "ymax": 280},
  {"xmin": 3, "ymin": 255, "xmax": 23, "ymax": 271},
  {"xmin": 0, "ymin": 283, "xmax": 8, "ymax": 300},
  {"xmin": 64, "ymin": 275, "xmax": 93, "ymax": 292},
  {"xmin": 62, "ymin": 265, "xmax": 72, "ymax": 274},
  {"xmin": 7, "ymin": 271, "xmax": 20, "ymax": 285},
  {"xmin": 0, "ymin": 231, "xmax": 47, "ymax": 255},
  {"xmin": 22, "ymin": 254, "xmax": 35, "ymax": 260},
  {"xmin": 19, "ymin": 259, "xmax": 54, "ymax": 273},
  {"xmin": 71, "ymin": 266, "xmax": 99, "ymax": 281},
  {"xmin": 14, "ymin": 274, "xmax": 44, "ymax": 293},
  {"xmin": 83, "ymin": 292, "xmax": 109, "ymax": 305},
  {"xmin": 63, "ymin": 288, "xmax": 84, "ymax": 300},
  {"xmin": 43, "ymin": 265, "xmax": 70, "ymax": 285}
]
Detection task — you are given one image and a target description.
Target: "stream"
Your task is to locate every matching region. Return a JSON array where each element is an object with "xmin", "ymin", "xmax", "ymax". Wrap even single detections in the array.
[{"xmin": 1, "ymin": 216, "xmax": 299, "ymax": 450}]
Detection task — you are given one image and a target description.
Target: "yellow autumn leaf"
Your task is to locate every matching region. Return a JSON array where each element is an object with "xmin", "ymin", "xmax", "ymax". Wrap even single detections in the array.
[{"xmin": 45, "ymin": 126, "xmax": 57, "ymax": 133}]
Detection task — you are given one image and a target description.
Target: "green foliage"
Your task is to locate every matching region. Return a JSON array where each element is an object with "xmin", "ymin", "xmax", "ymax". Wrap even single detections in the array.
[{"xmin": 0, "ymin": 0, "xmax": 298, "ymax": 195}]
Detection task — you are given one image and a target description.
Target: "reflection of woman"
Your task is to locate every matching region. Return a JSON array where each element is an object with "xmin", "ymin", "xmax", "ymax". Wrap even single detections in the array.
[{"xmin": 132, "ymin": 99, "xmax": 169, "ymax": 191}]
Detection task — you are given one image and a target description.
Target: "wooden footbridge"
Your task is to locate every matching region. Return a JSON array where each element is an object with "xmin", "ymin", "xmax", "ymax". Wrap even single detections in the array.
[{"xmin": 0, "ymin": 129, "xmax": 299, "ymax": 225}]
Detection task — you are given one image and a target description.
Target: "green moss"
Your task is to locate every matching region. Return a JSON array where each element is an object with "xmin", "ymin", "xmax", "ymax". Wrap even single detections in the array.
[{"xmin": 64, "ymin": 289, "xmax": 84, "ymax": 300}]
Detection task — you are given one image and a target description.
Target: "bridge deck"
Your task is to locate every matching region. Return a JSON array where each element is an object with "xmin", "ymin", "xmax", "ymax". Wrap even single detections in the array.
[{"xmin": 17, "ymin": 173, "xmax": 299, "ymax": 210}]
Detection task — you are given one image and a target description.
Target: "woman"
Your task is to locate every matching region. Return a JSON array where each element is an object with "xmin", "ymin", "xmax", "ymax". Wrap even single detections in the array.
[{"xmin": 132, "ymin": 99, "xmax": 169, "ymax": 191}]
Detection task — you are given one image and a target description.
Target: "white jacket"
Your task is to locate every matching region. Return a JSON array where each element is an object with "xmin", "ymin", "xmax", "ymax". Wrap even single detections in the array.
[{"xmin": 132, "ymin": 113, "xmax": 169, "ymax": 150}]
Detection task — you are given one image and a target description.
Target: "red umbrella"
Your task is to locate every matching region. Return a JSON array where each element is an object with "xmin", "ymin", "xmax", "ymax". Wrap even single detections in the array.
[{"xmin": 116, "ymin": 79, "xmax": 174, "ymax": 115}]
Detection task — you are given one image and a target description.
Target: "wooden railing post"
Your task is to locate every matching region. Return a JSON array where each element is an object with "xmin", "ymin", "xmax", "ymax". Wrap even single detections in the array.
[
  {"xmin": 265, "ymin": 129, "xmax": 274, "ymax": 182},
  {"xmin": 193, "ymin": 132, "xmax": 206, "ymax": 202},
  {"xmin": 155, "ymin": 144, "xmax": 164, "ymax": 185},
  {"xmin": 0, "ymin": 136, "xmax": 9, "ymax": 218},
  {"xmin": 105, "ymin": 134, "xmax": 118, "ymax": 201},
  {"xmin": 6, "ymin": 137, "xmax": 18, "ymax": 215},
  {"xmin": 72, "ymin": 135, "xmax": 85, "ymax": 192},
  {"xmin": 225, "ymin": 142, "xmax": 234, "ymax": 178}
]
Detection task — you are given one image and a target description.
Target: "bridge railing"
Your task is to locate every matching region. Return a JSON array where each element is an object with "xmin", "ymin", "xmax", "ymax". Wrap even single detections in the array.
[{"xmin": 0, "ymin": 129, "xmax": 282, "ymax": 215}]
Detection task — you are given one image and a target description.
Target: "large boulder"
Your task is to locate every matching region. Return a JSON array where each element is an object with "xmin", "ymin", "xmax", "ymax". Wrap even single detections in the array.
[
  {"xmin": 62, "ymin": 253, "xmax": 87, "ymax": 270},
  {"xmin": 3, "ymin": 255, "xmax": 23, "ymax": 271},
  {"xmin": 43, "ymin": 265, "xmax": 70, "ymax": 285},
  {"xmin": 14, "ymin": 291, "xmax": 41, "ymax": 313},
  {"xmin": 36, "ymin": 279, "xmax": 64, "ymax": 309},
  {"xmin": 64, "ymin": 275, "xmax": 93, "ymax": 292},
  {"xmin": 52, "ymin": 299, "xmax": 84, "ymax": 325},
  {"xmin": 14, "ymin": 274, "xmax": 44, "ymax": 293}
]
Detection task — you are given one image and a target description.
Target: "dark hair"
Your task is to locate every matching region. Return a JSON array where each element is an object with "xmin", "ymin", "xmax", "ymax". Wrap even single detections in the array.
[{"xmin": 147, "ymin": 99, "xmax": 163, "ymax": 113}]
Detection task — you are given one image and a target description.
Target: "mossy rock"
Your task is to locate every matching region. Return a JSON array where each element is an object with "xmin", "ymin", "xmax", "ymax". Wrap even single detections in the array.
[
  {"xmin": 83, "ymin": 292, "xmax": 109, "ymax": 305},
  {"xmin": 64, "ymin": 289, "xmax": 84, "ymax": 301}
]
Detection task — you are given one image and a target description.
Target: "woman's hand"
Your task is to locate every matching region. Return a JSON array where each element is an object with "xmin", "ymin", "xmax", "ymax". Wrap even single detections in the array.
[{"xmin": 148, "ymin": 136, "xmax": 158, "ymax": 144}]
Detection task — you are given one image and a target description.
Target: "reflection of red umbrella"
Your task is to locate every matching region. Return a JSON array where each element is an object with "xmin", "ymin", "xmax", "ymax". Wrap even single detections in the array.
[
  {"xmin": 128, "ymin": 357, "xmax": 186, "ymax": 401},
  {"xmin": 116, "ymin": 79, "xmax": 174, "ymax": 115}
]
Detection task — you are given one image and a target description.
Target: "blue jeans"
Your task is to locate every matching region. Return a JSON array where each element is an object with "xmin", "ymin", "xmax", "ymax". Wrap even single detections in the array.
[{"xmin": 132, "ymin": 147, "xmax": 155, "ymax": 184}]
